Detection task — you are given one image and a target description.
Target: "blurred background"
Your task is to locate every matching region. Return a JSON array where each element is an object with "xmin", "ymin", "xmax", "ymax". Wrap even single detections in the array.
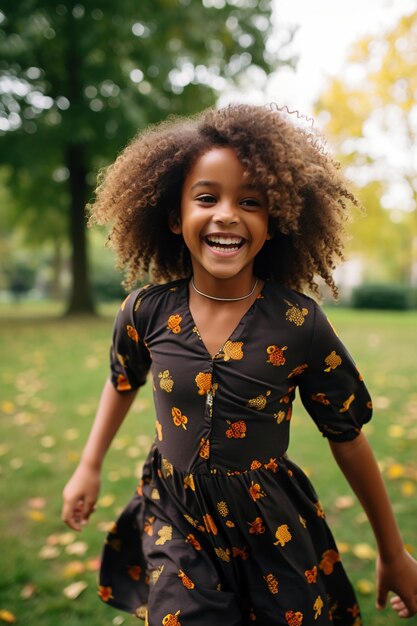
[{"xmin": 0, "ymin": 2, "xmax": 417, "ymax": 625}]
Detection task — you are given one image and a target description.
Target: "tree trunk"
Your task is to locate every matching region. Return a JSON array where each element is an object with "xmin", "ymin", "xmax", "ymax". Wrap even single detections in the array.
[{"xmin": 65, "ymin": 143, "xmax": 96, "ymax": 315}]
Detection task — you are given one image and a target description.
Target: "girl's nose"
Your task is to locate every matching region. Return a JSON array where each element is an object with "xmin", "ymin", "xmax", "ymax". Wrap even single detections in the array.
[{"xmin": 213, "ymin": 201, "xmax": 239, "ymax": 225}]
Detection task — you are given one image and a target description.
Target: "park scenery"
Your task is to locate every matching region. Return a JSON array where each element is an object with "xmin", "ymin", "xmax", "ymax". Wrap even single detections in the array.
[{"xmin": 1, "ymin": 2, "xmax": 416, "ymax": 625}]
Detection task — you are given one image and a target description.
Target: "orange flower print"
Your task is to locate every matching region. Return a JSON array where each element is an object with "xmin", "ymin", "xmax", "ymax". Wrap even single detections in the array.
[
  {"xmin": 162, "ymin": 610, "xmax": 181, "ymax": 625},
  {"xmin": 195, "ymin": 372, "xmax": 212, "ymax": 395},
  {"xmin": 313, "ymin": 595, "xmax": 324, "ymax": 619},
  {"xmin": 247, "ymin": 390, "xmax": 271, "ymax": 410},
  {"xmin": 284, "ymin": 300, "xmax": 309, "ymax": 326},
  {"xmin": 116, "ymin": 374, "xmax": 131, "ymax": 391},
  {"xmin": 285, "ymin": 610, "xmax": 303, "ymax": 626},
  {"xmin": 120, "ymin": 294, "xmax": 131, "ymax": 311},
  {"xmin": 279, "ymin": 386, "xmax": 295, "ymax": 403},
  {"xmin": 156, "ymin": 420, "xmax": 163, "ymax": 441},
  {"xmin": 315, "ymin": 501, "xmax": 325, "ymax": 518},
  {"xmin": 298, "ymin": 515, "xmax": 307, "ymax": 528},
  {"xmin": 248, "ymin": 516, "xmax": 265, "ymax": 535},
  {"xmin": 232, "ymin": 546, "xmax": 249, "ymax": 560},
  {"xmin": 225, "ymin": 520, "xmax": 235, "ymax": 528},
  {"xmin": 347, "ymin": 604, "xmax": 361, "ymax": 618},
  {"xmin": 266, "ymin": 345, "xmax": 287, "ymax": 366},
  {"xmin": 339, "ymin": 393, "xmax": 355, "ymax": 413},
  {"xmin": 319, "ymin": 549, "xmax": 340, "ymax": 575},
  {"xmin": 274, "ymin": 410, "xmax": 286, "ymax": 424},
  {"xmin": 304, "ymin": 565, "xmax": 318, "ymax": 584},
  {"xmin": 203, "ymin": 514, "xmax": 218, "ymax": 535},
  {"xmin": 250, "ymin": 460, "xmax": 262, "ymax": 470},
  {"xmin": 98, "ymin": 586, "xmax": 114, "ymax": 602},
  {"xmin": 171, "ymin": 406, "xmax": 188, "ymax": 430},
  {"xmin": 264, "ymin": 573, "xmax": 279, "ymax": 594},
  {"xmin": 183, "ymin": 474, "xmax": 195, "ymax": 491},
  {"xmin": 264, "ymin": 458, "xmax": 278, "ymax": 472},
  {"xmin": 178, "ymin": 569, "xmax": 195, "ymax": 589},
  {"xmin": 126, "ymin": 324, "xmax": 139, "ymax": 342},
  {"xmin": 324, "ymin": 350, "xmax": 342, "ymax": 372},
  {"xmin": 222, "ymin": 340, "xmax": 244, "ymax": 361},
  {"xmin": 249, "ymin": 481, "xmax": 266, "ymax": 501},
  {"xmin": 186, "ymin": 533, "xmax": 202, "ymax": 551},
  {"xmin": 311, "ymin": 392, "xmax": 330, "ymax": 405},
  {"xmin": 167, "ymin": 314, "xmax": 182, "ymax": 334},
  {"xmin": 226, "ymin": 419, "xmax": 246, "ymax": 438},
  {"xmin": 273, "ymin": 524, "xmax": 292, "ymax": 547},
  {"xmin": 127, "ymin": 565, "xmax": 142, "ymax": 581},
  {"xmin": 144, "ymin": 516, "xmax": 155, "ymax": 536},
  {"xmin": 288, "ymin": 363, "xmax": 308, "ymax": 378},
  {"xmin": 199, "ymin": 437, "xmax": 210, "ymax": 459}
]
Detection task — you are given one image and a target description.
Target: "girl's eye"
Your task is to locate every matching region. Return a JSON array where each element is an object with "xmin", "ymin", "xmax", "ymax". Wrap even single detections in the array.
[
  {"xmin": 196, "ymin": 194, "xmax": 216, "ymax": 205},
  {"xmin": 241, "ymin": 198, "xmax": 261, "ymax": 209}
]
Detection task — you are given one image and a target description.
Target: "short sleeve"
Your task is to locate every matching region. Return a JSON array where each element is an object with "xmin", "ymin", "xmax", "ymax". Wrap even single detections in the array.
[
  {"xmin": 109, "ymin": 291, "xmax": 152, "ymax": 393},
  {"xmin": 298, "ymin": 303, "xmax": 372, "ymax": 441}
]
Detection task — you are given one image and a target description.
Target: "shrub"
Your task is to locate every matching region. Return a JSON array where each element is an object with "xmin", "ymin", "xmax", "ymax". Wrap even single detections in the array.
[{"xmin": 351, "ymin": 284, "xmax": 411, "ymax": 310}]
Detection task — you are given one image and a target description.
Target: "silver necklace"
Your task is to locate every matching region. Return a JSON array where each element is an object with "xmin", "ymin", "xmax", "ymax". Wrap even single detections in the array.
[{"xmin": 191, "ymin": 277, "xmax": 259, "ymax": 302}]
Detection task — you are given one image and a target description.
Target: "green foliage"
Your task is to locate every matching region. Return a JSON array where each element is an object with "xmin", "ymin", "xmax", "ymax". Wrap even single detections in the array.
[{"xmin": 351, "ymin": 283, "xmax": 413, "ymax": 310}]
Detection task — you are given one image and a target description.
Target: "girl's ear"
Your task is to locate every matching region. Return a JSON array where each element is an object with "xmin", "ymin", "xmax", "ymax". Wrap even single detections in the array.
[{"xmin": 168, "ymin": 210, "xmax": 182, "ymax": 234}]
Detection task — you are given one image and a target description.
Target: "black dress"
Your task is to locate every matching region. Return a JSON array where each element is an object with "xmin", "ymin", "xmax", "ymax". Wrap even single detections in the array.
[{"xmin": 99, "ymin": 279, "xmax": 372, "ymax": 626}]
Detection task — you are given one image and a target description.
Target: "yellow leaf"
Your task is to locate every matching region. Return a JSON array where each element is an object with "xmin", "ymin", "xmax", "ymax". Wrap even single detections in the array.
[
  {"xmin": 27, "ymin": 510, "xmax": 45, "ymax": 522},
  {"xmin": 63, "ymin": 581, "xmax": 88, "ymax": 599},
  {"xmin": 0, "ymin": 610, "xmax": 16, "ymax": 623},
  {"xmin": 352, "ymin": 543, "xmax": 377, "ymax": 560},
  {"xmin": 65, "ymin": 541, "xmax": 88, "ymax": 556},
  {"xmin": 388, "ymin": 425, "xmax": 405, "ymax": 438},
  {"xmin": 39, "ymin": 545, "xmax": 61, "ymax": 560},
  {"xmin": 401, "ymin": 481, "xmax": 416, "ymax": 497},
  {"xmin": 63, "ymin": 561, "xmax": 86, "ymax": 578},
  {"xmin": 356, "ymin": 579, "xmax": 374, "ymax": 595},
  {"xmin": 98, "ymin": 494, "xmax": 115, "ymax": 508},
  {"xmin": 1, "ymin": 401, "xmax": 15, "ymax": 414},
  {"xmin": 386, "ymin": 463, "xmax": 406, "ymax": 479},
  {"xmin": 20, "ymin": 583, "xmax": 38, "ymax": 599},
  {"xmin": 335, "ymin": 496, "xmax": 355, "ymax": 509}
]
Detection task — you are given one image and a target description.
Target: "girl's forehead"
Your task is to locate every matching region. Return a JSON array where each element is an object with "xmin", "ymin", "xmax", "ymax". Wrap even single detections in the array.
[{"xmin": 188, "ymin": 146, "xmax": 247, "ymax": 178}]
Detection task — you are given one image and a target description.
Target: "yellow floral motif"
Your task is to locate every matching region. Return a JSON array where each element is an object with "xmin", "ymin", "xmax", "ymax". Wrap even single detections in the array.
[
  {"xmin": 155, "ymin": 525, "xmax": 173, "ymax": 546},
  {"xmin": 126, "ymin": 324, "xmax": 139, "ymax": 342},
  {"xmin": 225, "ymin": 520, "xmax": 235, "ymax": 528},
  {"xmin": 249, "ymin": 481, "xmax": 266, "ymax": 501},
  {"xmin": 162, "ymin": 610, "xmax": 181, "ymax": 626},
  {"xmin": 274, "ymin": 410, "xmax": 286, "ymax": 424},
  {"xmin": 315, "ymin": 501, "xmax": 325, "ymax": 518},
  {"xmin": 178, "ymin": 569, "xmax": 195, "ymax": 590},
  {"xmin": 250, "ymin": 460, "xmax": 262, "ymax": 470},
  {"xmin": 284, "ymin": 300, "xmax": 309, "ymax": 326},
  {"xmin": 313, "ymin": 594, "xmax": 324, "ymax": 619},
  {"xmin": 288, "ymin": 363, "xmax": 308, "ymax": 378},
  {"xmin": 319, "ymin": 549, "xmax": 340, "ymax": 575},
  {"xmin": 305, "ymin": 565, "xmax": 317, "ymax": 583},
  {"xmin": 214, "ymin": 547, "xmax": 231, "ymax": 562},
  {"xmin": 120, "ymin": 294, "xmax": 131, "ymax": 311},
  {"xmin": 299, "ymin": 515, "xmax": 307, "ymax": 528},
  {"xmin": 151, "ymin": 488, "xmax": 160, "ymax": 500},
  {"xmin": 273, "ymin": 524, "xmax": 292, "ymax": 547},
  {"xmin": 324, "ymin": 350, "xmax": 342, "ymax": 372},
  {"xmin": 98, "ymin": 585, "xmax": 114, "ymax": 602},
  {"xmin": 217, "ymin": 501, "xmax": 229, "ymax": 517},
  {"xmin": 199, "ymin": 437, "xmax": 210, "ymax": 459},
  {"xmin": 226, "ymin": 419, "xmax": 246, "ymax": 438},
  {"xmin": 136, "ymin": 605, "xmax": 147, "ymax": 620},
  {"xmin": 222, "ymin": 340, "xmax": 244, "ymax": 361},
  {"xmin": 248, "ymin": 517, "xmax": 265, "ymax": 535},
  {"xmin": 156, "ymin": 420, "xmax": 163, "ymax": 441},
  {"xmin": 195, "ymin": 372, "xmax": 218, "ymax": 396},
  {"xmin": 280, "ymin": 386, "xmax": 295, "ymax": 404},
  {"xmin": 167, "ymin": 314, "xmax": 182, "ymax": 334},
  {"xmin": 264, "ymin": 458, "xmax": 278, "ymax": 472},
  {"xmin": 171, "ymin": 406, "xmax": 188, "ymax": 430},
  {"xmin": 161, "ymin": 457, "xmax": 174, "ymax": 478},
  {"xmin": 266, "ymin": 345, "xmax": 288, "ymax": 366},
  {"xmin": 159, "ymin": 370, "xmax": 174, "ymax": 392},
  {"xmin": 232, "ymin": 546, "xmax": 249, "ymax": 560},
  {"xmin": 247, "ymin": 390, "xmax": 271, "ymax": 410},
  {"xmin": 144, "ymin": 516, "xmax": 155, "ymax": 536},
  {"xmin": 203, "ymin": 514, "xmax": 218, "ymax": 535},
  {"xmin": 149, "ymin": 564, "xmax": 164, "ymax": 586},
  {"xmin": 183, "ymin": 474, "xmax": 195, "ymax": 491},
  {"xmin": 117, "ymin": 352, "xmax": 128, "ymax": 367},
  {"xmin": 285, "ymin": 610, "xmax": 303, "ymax": 626},
  {"xmin": 264, "ymin": 573, "xmax": 279, "ymax": 594},
  {"xmin": 339, "ymin": 394, "xmax": 355, "ymax": 413}
]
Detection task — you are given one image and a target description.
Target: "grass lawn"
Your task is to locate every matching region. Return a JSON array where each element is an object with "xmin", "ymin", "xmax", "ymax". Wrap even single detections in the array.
[{"xmin": 0, "ymin": 301, "xmax": 416, "ymax": 625}]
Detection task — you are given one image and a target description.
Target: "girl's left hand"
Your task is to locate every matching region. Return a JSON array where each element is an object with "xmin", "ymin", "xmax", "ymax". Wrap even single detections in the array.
[{"xmin": 376, "ymin": 549, "xmax": 417, "ymax": 618}]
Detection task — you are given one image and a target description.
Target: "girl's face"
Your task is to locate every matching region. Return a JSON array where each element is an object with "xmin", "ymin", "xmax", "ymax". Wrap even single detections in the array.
[{"xmin": 172, "ymin": 147, "xmax": 271, "ymax": 291}]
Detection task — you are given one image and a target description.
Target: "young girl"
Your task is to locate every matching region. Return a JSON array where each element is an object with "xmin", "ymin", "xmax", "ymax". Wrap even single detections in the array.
[{"xmin": 62, "ymin": 104, "xmax": 417, "ymax": 625}]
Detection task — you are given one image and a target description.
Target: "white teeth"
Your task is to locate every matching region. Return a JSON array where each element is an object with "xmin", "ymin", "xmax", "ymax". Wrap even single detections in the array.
[
  {"xmin": 206, "ymin": 236, "xmax": 243, "ymax": 245},
  {"xmin": 211, "ymin": 245, "xmax": 240, "ymax": 252}
]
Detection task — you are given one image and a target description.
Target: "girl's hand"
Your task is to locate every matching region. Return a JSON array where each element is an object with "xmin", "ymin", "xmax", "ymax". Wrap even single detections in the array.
[
  {"xmin": 376, "ymin": 549, "xmax": 417, "ymax": 618},
  {"xmin": 61, "ymin": 462, "xmax": 101, "ymax": 531}
]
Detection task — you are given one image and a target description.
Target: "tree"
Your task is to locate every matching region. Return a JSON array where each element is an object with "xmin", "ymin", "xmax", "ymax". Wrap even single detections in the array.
[
  {"xmin": 0, "ymin": 0, "xmax": 294, "ymax": 313},
  {"xmin": 315, "ymin": 10, "xmax": 417, "ymax": 284}
]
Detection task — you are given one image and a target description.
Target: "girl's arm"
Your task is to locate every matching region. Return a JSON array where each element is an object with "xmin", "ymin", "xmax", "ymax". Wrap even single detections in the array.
[
  {"xmin": 329, "ymin": 431, "xmax": 417, "ymax": 617},
  {"xmin": 61, "ymin": 378, "xmax": 137, "ymax": 531}
]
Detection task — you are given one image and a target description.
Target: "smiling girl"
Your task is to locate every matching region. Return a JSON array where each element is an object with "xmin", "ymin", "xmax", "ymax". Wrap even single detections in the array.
[{"xmin": 62, "ymin": 104, "xmax": 417, "ymax": 625}]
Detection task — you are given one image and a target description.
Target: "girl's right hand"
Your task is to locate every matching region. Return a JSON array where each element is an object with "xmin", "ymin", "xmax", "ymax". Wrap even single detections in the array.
[{"xmin": 61, "ymin": 462, "xmax": 101, "ymax": 531}]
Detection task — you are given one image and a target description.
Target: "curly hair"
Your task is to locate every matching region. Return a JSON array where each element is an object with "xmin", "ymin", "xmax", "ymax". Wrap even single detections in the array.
[{"xmin": 89, "ymin": 103, "xmax": 359, "ymax": 297}]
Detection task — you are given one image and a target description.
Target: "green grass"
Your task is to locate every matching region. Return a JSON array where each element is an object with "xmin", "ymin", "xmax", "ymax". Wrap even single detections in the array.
[{"xmin": 0, "ymin": 303, "xmax": 416, "ymax": 625}]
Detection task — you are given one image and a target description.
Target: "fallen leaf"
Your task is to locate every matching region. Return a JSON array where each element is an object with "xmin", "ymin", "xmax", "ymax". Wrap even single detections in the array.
[
  {"xmin": 401, "ymin": 481, "xmax": 416, "ymax": 497},
  {"xmin": 388, "ymin": 425, "xmax": 405, "ymax": 438},
  {"xmin": 27, "ymin": 497, "xmax": 46, "ymax": 509},
  {"xmin": 20, "ymin": 583, "xmax": 38, "ymax": 599},
  {"xmin": 112, "ymin": 617, "xmax": 125, "ymax": 625},
  {"xmin": 386, "ymin": 463, "xmax": 406, "ymax": 479},
  {"xmin": 63, "ymin": 581, "xmax": 88, "ymax": 599},
  {"xmin": 1, "ymin": 401, "xmax": 15, "ymax": 414},
  {"xmin": 39, "ymin": 545, "xmax": 61, "ymax": 560},
  {"xmin": 65, "ymin": 541, "xmax": 88, "ymax": 556},
  {"xmin": 9, "ymin": 458, "xmax": 23, "ymax": 470},
  {"xmin": 98, "ymin": 494, "xmax": 115, "ymax": 508},
  {"xmin": 337, "ymin": 542, "xmax": 351, "ymax": 554},
  {"xmin": 47, "ymin": 532, "xmax": 76, "ymax": 546},
  {"xmin": 64, "ymin": 428, "xmax": 79, "ymax": 441},
  {"xmin": 356, "ymin": 579, "xmax": 374, "ymax": 595},
  {"xmin": 0, "ymin": 609, "xmax": 16, "ymax": 623},
  {"xmin": 40, "ymin": 435, "xmax": 56, "ymax": 448},
  {"xmin": 352, "ymin": 543, "xmax": 377, "ymax": 560},
  {"xmin": 27, "ymin": 510, "xmax": 45, "ymax": 522},
  {"xmin": 85, "ymin": 557, "xmax": 101, "ymax": 572},
  {"xmin": 334, "ymin": 496, "xmax": 355, "ymax": 510},
  {"xmin": 62, "ymin": 561, "xmax": 86, "ymax": 578},
  {"xmin": 0, "ymin": 444, "xmax": 10, "ymax": 457}
]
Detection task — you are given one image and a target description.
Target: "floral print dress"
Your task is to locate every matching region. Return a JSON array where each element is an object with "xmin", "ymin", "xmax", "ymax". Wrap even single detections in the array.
[{"xmin": 99, "ymin": 279, "xmax": 372, "ymax": 626}]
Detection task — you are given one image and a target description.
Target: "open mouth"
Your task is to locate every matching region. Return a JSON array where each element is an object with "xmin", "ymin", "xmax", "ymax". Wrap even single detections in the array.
[{"xmin": 204, "ymin": 235, "xmax": 245, "ymax": 252}]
